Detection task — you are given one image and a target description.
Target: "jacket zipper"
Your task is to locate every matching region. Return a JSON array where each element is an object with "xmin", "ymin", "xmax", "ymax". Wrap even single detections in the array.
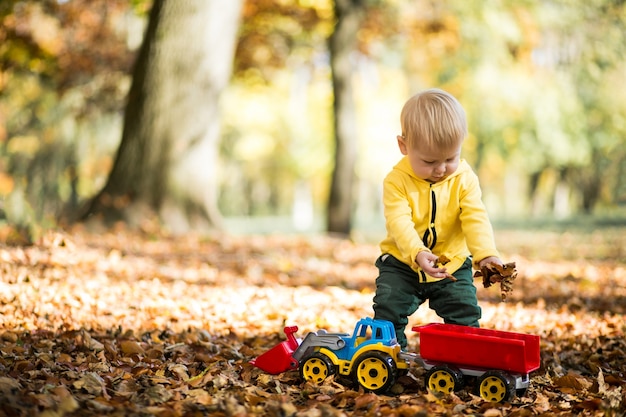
[
  {"xmin": 420, "ymin": 185, "xmax": 438, "ymax": 282},
  {"xmin": 422, "ymin": 184, "xmax": 438, "ymax": 250}
]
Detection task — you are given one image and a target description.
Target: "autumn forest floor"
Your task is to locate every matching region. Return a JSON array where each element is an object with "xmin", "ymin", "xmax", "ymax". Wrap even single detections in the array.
[{"xmin": 0, "ymin": 224, "xmax": 625, "ymax": 416}]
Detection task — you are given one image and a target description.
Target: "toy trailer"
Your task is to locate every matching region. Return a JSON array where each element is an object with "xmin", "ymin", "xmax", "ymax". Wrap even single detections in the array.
[{"xmin": 412, "ymin": 323, "xmax": 541, "ymax": 402}]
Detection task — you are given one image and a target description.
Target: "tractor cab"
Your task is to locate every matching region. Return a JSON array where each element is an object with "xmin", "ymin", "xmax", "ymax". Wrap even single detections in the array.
[{"xmin": 341, "ymin": 318, "xmax": 399, "ymax": 357}]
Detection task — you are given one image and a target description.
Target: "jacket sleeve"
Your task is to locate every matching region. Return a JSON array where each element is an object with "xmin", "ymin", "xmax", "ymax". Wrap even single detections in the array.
[
  {"xmin": 458, "ymin": 170, "xmax": 500, "ymax": 267},
  {"xmin": 382, "ymin": 173, "xmax": 429, "ymax": 267}
]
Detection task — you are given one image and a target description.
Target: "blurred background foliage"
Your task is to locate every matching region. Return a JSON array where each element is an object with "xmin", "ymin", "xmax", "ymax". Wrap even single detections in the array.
[{"xmin": 1, "ymin": 0, "xmax": 625, "ymax": 239}]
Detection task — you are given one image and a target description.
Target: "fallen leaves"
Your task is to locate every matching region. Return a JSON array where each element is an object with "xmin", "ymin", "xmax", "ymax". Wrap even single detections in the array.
[
  {"xmin": 0, "ymin": 227, "xmax": 625, "ymax": 415},
  {"xmin": 534, "ymin": 368, "xmax": 626, "ymax": 414}
]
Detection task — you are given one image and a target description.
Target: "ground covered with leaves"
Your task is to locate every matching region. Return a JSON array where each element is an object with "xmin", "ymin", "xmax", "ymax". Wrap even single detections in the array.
[{"xmin": 0, "ymin": 224, "xmax": 625, "ymax": 416}]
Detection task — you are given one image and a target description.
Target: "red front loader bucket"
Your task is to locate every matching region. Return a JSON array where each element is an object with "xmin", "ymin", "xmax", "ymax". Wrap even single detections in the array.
[{"xmin": 250, "ymin": 326, "xmax": 300, "ymax": 374}]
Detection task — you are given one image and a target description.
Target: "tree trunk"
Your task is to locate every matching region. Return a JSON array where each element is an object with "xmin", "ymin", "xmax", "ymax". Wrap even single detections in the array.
[
  {"xmin": 326, "ymin": 0, "xmax": 365, "ymax": 236},
  {"xmin": 81, "ymin": 0, "xmax": 242, "ymax": 233}
]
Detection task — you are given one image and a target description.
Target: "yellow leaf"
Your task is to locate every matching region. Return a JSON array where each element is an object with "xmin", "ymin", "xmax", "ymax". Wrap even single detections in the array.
[
  {"xmin": 187, "ymin": 388, "xmax": 213, "ymax": 405},
  {"xmin": 186, "ymin": 368, "xmax": 210, "ymax": 387},
  {"xmin": 57, "ymin": 394, "xmax": 79, "ymax": 413},
  {"xmin": 256, "ymin": 373, "xmax": 273, "ymax": 385}
]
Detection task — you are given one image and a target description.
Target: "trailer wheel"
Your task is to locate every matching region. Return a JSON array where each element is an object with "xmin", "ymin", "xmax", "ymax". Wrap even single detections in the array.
[
  {"xmin": 300, "ymin": 352, "xmax": 335, "ymax": 384},
  {"xmin": 353, "ymin": 351, "xmax": 397, "ymax": 394},
  {"xmin": 477, "ymin": 370, "xmax": 516, "ymax": 403},
  {"xmin": 425, "ymin": 365, "xmax": 464, "ymax": 395}
]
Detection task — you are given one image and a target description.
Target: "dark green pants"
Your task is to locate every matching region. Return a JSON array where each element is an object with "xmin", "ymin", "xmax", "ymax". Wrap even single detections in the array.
[{"xmin": 373, "ymin": 254, "xmax": 480, "ymax": 349}]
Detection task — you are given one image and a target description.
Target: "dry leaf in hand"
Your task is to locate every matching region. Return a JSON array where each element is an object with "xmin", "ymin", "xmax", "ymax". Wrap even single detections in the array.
[
  {"xmin": 437, "ymin": 254, "xmax": 451, "ymax": 266},
  {"xmin": 473, "ymin": 262, "xmax": 518, "ymax": 300},
  {"xmin": 436, "ymin": 255, "xmax": 457, "ymax": 281}
]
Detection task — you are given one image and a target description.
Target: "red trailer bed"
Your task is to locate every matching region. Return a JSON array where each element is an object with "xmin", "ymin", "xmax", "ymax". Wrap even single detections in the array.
[{"xmin": 412, "ymin": 323, "xmax": 541, "ymax": 375}]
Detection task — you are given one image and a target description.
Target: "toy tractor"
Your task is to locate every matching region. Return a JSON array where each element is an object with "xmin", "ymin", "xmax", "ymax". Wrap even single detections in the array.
[{"xmin": 251, "ymin": 317, "xmax": 411, "ymax": 394}]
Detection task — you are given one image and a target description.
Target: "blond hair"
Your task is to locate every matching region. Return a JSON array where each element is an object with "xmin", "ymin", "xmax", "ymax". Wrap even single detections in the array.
[{"xmin": 400, "ymin": 88, "xmax": 467, "ymax": 149}]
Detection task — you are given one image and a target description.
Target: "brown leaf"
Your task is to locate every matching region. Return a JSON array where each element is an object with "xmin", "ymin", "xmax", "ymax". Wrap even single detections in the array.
[
  {"xmin": 437, "ymin": 255, "xmax": 451, "ymax": 266},
  {"xmin": 554, "ymin": 373, "xmax": 590, "ymax": 390},
  {"xmin": 577, "ymin": 398, "xmax": 602, "ymax": 411},
  {"xmin": 187, "ymin": 388, "xmax": 213, "ymax": 405},
  {"xmin": 120, "ymin": 340, "xmax": 145, "ymax": 355},
  {"xmin": 1, "ymin": 331, "xmax": 18, "ymax": 343},
  {"xmin": 112, "ymin": 379, "xmax": 140, "ymax": 398},
  {"xmin": 168, "ymin": 363, "xmax": 189, "ymax": 380},
  {"xmin": 354, "ymin": 393, "xmax": 378, "ymax": 410},
  {"xmin": 0, "ymin": 376, "xmax": 22, "ymax": 393},
  {"xmin": 82, "ymin": 330, "xmax": 105, "ymax": 351},
  {"xmin": 137, "ymin": 385, "xmax": 173, "ymax": 405},
  {"xmin": 483, "ymin": 409, "xmax": 504, "ymax": 417},
  {"xmin": 73, "ymin": 372, "xmax": 107, "ymax": 397}
]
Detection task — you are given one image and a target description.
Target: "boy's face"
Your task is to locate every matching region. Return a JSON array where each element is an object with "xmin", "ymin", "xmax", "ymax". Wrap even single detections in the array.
[{"xmin": 397, "ymin": 135, "xmax": 462, "ymax": 183}]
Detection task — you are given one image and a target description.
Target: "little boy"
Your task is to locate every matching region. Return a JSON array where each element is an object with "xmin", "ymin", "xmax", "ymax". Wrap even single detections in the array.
[{"xmin": 373, "ymin": 88, "xmax": 503, "ymax": 349}]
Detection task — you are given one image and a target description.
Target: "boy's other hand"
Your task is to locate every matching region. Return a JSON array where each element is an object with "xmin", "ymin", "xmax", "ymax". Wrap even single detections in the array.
[{"xmin": 478, "ymin": 256, "xmax": 503, "ymax": 268}]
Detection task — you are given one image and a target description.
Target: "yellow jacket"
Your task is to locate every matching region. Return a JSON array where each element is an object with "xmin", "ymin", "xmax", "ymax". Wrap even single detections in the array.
[{"xmin": 380, "ymin": 156, "xmax": 499, "ymax": 282}]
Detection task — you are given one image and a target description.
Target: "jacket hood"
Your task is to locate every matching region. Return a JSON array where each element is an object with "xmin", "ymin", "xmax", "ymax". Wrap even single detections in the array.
[{"xmin": 394, "ymin": 156, "xmax": 471, "ymax": 184}]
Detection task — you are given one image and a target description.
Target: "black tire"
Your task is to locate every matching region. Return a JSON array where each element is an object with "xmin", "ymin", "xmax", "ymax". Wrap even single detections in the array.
[
  {"xmin": 425, "ymin": 365, "xmax": 464, "ymax": 395},
  {"xmin": 352, "ymin": 351, "xmax": 397, "ymax": 394},
  {"xmin": 299, "ymin": 352, "xmax": 335, "ymax": 384},
  {"xmin": 477, "ymin": 370, "xmax": 516, "ymax": 403}
]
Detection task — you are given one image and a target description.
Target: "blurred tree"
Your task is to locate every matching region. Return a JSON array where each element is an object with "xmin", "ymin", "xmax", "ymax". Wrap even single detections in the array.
[
  {"xmin": 326, "ymin": 0, "xmax": 367, "ymax": 235},
  {"xmin": 81, "ymin": 0, "xmax": 243, "ymax": 232}
]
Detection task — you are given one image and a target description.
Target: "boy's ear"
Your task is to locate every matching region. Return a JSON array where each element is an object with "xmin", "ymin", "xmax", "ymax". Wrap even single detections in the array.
[{"xmin": 397, "ymin": 135, "xmax": 409, "ymax": 155}]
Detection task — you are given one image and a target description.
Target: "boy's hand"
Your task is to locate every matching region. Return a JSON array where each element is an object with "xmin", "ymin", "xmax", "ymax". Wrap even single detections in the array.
[
  {"xmin": 478, "ymin": 256, "xmax": 503, "ymax": 268},
  {"xmin": 416, "ymin": 251, "xmax": 455, "ymax": 280}
]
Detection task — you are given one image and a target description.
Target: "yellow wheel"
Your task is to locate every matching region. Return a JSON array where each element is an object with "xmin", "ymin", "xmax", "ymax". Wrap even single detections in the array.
[
  {"xmin": 353, "ymin": 352, "xmax": 396, "ymax": 394},
  {"xmin": 478, "ymin": 371, "xmax": 515, "ymax": 403},
  {"xmin": 300, "ymin": 352, "xmax": 335, "ymax": 384},
  {"xmin": 425, "ymin": 366, "xmax": 463, "ymax": 395}
]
